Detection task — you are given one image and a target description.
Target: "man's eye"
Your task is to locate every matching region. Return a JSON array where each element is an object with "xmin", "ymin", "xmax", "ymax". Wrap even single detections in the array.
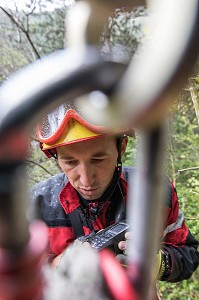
[
  {"xmin": 65, "ymin": 160, "xmax": 77, "ymax": 165},
  {"xmin": 92, "ymin": 158, "xmax": 105, "ymax": 163}
]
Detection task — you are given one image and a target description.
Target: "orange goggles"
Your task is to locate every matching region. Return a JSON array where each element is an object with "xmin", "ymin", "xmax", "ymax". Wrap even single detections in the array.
[{"xmin": 37, "ymin": 102, "xmax": 108, "ymax": 146}]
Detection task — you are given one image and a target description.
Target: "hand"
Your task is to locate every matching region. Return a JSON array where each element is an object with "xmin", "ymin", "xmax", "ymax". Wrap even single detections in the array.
[
  {"xmin": 116, "ymin": 232, "xmax": 131, "ymax": 268},
  {"xmin": 118, "ymin": 231, "xmax": 131, "ymax": 254}
]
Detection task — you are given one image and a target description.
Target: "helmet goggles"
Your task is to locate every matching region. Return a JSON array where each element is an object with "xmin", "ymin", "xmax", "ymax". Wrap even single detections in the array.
[{"xmin": 37, "ymin": 101, "xmax": 125, "ymax": 150}]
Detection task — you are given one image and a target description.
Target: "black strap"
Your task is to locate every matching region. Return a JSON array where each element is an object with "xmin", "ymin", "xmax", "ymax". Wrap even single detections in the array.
[
  {"xmin": 68, "ymin": 209, "xmax": 84, "ymax": 238},
  {"xmin": 122, "ymin": 168, "xmax": 128, "ymax": 182}
]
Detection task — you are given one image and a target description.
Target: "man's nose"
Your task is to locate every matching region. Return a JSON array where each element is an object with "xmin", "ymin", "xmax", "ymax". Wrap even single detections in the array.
[{"xmin": 79, "ymin": 164, "xmax": 94, "ymax": 187}]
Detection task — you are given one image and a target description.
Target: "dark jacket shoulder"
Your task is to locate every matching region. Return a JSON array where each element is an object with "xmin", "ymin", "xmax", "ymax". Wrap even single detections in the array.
[
  {"xmin": 29, "ymin": 173, "xmax": 70, "ymax": 226},
  {"xmin": 30, "ymin": 173, "xmax": 67, "ymax": 196}
]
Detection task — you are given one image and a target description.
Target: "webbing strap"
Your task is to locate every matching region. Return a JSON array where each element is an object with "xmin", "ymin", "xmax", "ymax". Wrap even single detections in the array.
[{"xmin": 68, "ymin": 209, "xmax": 84, "ymax": 238}]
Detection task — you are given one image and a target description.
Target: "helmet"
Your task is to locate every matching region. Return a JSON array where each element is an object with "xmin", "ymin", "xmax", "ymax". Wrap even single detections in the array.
[{"xmin": 37, "ymin": 101, "xmax": 134, "ymax": 158}]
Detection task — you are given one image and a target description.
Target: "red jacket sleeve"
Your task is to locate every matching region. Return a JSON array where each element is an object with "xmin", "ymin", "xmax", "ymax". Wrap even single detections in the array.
[{"xmin": 160, "ymin": 181, "xmax": 199, "ymax": 282}]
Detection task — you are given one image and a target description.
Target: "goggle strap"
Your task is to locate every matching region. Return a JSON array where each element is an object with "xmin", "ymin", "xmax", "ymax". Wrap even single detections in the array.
[{"xmin": 48, "ymin": 149, "xmax": 57, "ymax": 159}]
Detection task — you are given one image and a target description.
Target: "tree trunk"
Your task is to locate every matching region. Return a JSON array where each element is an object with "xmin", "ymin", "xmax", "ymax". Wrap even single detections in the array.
[{"xmin": 189, "ymin": 78, "xmax": 199, "ymax": 126}]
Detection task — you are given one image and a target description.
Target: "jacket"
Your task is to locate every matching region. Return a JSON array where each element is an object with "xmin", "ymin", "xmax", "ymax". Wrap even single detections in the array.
[{"xmin": 30, "ymin": 166, "xmax": 199, "ymax": 282}]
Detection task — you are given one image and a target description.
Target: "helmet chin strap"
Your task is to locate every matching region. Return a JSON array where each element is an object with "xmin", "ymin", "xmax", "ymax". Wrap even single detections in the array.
[
  {"xmin": 95, "ymin": 167, "xmax": 121, "ymax": 205},
  {"xmin": 116, "ymin": 136, "xmax": 123, "ymax": 175}
]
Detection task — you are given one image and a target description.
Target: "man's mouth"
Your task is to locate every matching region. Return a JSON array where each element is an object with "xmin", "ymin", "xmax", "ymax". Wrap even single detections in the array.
[{"xmin": 78, "ymin": 187, "xmax": 98, "ymax": 197}]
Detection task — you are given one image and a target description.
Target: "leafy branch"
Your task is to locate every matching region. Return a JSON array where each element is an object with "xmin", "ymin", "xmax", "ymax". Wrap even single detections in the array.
[
  {"xmin": 185, "ymin": 217, "xmax": 199, "ymax": 220},
  {"xmin": 189, "ymin": 78, "xmax": 199, "ymax": 126},
  {"xmin": 0, "ymin": 5, "xmax": 41, "ymax": 59},
  {"xmin": 26, "ymin": 159, "xmax": 54, "ymax": 176},
  {"xmin": 177, "ymin": 166, "xmax": 199, "ymax": 173}
]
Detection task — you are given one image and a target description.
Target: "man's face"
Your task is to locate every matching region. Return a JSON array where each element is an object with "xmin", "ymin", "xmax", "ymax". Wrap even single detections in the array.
[{"xmin": 57, "ymin": 136, "xmax": 119, "ymax": 201}]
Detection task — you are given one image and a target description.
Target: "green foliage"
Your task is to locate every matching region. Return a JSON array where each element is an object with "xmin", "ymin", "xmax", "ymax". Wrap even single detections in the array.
[
  {"xmin": 29, "ymin": 8, "xmax": 65, "ymax": 56},
  {"xmin": 157, "ymin": 96, "xmax": 199, "ymax": 299},
  {"xmin": 0, "ymin": 0, "xmax": 67, "ymax": 79},
  {"xmin": 101, "ymin": 6, "xmax": 147, "ymax": 60},
  {"xmin": 157, "ymin": 273, "xmax": 199, "ymax": 300},
  {"xmin": 167, "ymin": 96, "xmax": 199, "ymax": 237},
  {"xmin": 122, "ymin": 94, "xmax": 199, "ymax": 300},
  {"xmin": 122, "ymin": 135, "xmax": 138, "ymax": 166},
  {"xmin": 0, "ymin": 12, "xmax": 28, "ymax": 79},
  {"xmin": 27, "ymin": 140, "xmax": 61, "ymax": 187}
]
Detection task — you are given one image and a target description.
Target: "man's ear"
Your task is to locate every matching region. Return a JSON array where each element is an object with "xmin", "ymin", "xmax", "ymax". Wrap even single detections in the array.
[{"xmin": 121, "ymin": 136, "xmax": 128, "ymax": 155}]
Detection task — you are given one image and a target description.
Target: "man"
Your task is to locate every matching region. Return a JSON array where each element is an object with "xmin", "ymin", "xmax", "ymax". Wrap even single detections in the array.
[{"xmin": 31, "ymin": 102, "xmax": 199, "ymax": 282}]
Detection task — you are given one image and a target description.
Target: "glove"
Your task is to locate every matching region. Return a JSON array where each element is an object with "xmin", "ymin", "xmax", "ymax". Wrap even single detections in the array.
[
  {"xmin": 154, "ymin": 249, "xmax": 171, "ymax": 280},
  {"xmin": 116, "ymin": 248, "xmax": 171, "ymax": 280}
]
